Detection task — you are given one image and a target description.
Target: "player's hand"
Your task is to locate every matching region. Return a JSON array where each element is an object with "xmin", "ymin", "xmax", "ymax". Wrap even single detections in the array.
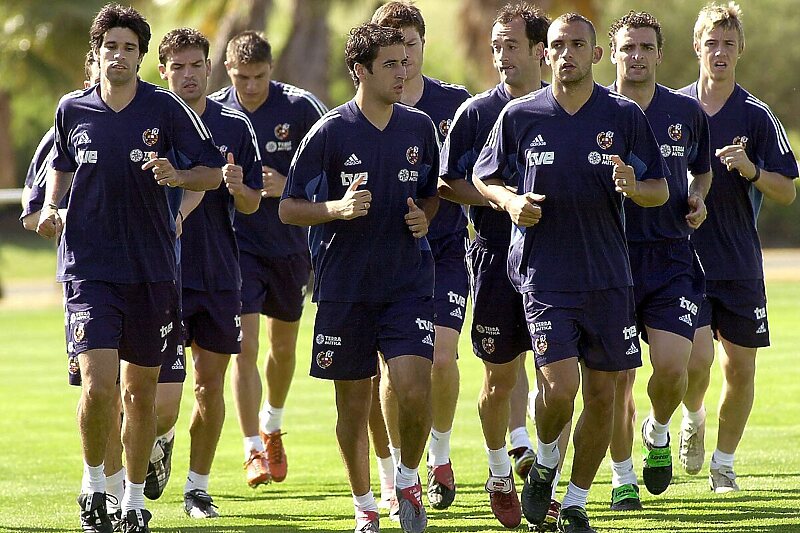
[
  {"xmin": 405, "ymin": 197, "xmax": 428, "ymax": 238},
  {"xmin": 504, "ymin": 192, "xmax": 544, "ymax": 227},
  {"xmin": 686, "ymin": 193, "xmax": 707, "ymax": 229},
  {"xmin": 223, "ymin": 153, "xmax": 245, "ymax": 196},
  {"xmin": 261, "ymin": 165, "xmax": 287, "ymax": 198},
  {"xmin": 142, "ymin": 152, "xmax": 182, "ymax": 187},
  {"xmin": 336, "ymin": 175, "xmax": 372, "ymax": 220},
  {"xmin": 36, "ymin": 204, "xmax": 63, "ymax": 240},
  {"xmin": 715, "ymin": 145, "xmax": 757, "ymax": 179},
  {"xmin": 612, "ymin": 155, "xmax": 638, "ymax": 198}
]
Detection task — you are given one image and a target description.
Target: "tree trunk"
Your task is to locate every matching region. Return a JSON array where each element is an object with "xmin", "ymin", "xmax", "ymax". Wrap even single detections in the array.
[{"xmin": 0, "ymin": 91, "xmax": 16, "ymax": 188}]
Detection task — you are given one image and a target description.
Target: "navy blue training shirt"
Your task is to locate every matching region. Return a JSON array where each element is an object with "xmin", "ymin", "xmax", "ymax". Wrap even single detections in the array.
[{"xmin": 21, "ymin": 127, "xmax": 60, "ymax": 220}]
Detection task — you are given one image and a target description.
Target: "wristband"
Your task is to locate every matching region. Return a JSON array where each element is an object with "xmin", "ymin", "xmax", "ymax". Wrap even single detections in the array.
[
  {"xmin": 47, "ymin": 202, "xmax": 59, "ymax": 210},
  {"xmin": 746, "ymin": 166, "xmax": 761, "ymax": 183}
]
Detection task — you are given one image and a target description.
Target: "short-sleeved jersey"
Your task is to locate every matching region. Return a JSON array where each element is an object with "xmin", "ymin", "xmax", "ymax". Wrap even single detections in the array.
[
  {"xmin": 615, "ymin": 83, "xmax": 711, "ymax": 242},
  {"xmin": 179, "ymin": 98, "xmax": 263, "ymax": 292},
  {"xmin": 21, "ymin": 127, "xmax": 60, "ymax": 220},
  {"xmin": 283, "ymin": 100, "xmax": 439, "ymax": 303},
  {"xmin": 680, "ymin": 83, "xmax": 798, "ymax": 280},
  {"xmin": 475, "ymin": 83, "xmax": 669, "ymax": 292},
  {"xmin": 52, "ymin": 80, "xmax": 226, "ymax": 283},
  {"xmin": 413, "ymin": 76, "xmax": 470, "ymax": 241},
  {"xmin": 210, "ymin": 82, "xmax": 327, "ymax": 258}
]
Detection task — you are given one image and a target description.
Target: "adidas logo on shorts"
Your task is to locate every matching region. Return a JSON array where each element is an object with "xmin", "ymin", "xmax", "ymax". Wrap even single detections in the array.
[
  {"xmin": 172, "ymin": 359, "xmax": 184, "ymax": 370},
  {"xmin": 626, "ymin": 342, "xmax": 639, "ymax": 356},
  {"xmin": 450, "ymin": 307, "xmax": 463, "ymax": 319},
  {"xmin": 422, "ymin": 334, "xmax": 434, "ymax": 346},
  {"xmin": 679, "ymin": 313, "xmax": 693, "ymax": 326},
  {"xmin": 344, "ymin": 153, "xmax": 362, "ymax": 166},
  {"xmin": 756, "ymin": 322, "xmax": 766, "ymax": 334}
]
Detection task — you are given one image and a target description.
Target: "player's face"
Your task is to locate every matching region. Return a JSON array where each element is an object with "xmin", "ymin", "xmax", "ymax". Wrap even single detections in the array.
[
  {"xmin": 546, "ymin": 20, "xmax": 602, "ymax": 86},
  {"xmin": 613, "ymin": 26, "xmax": 662, "ymax": 85},
  {"xmin": 695, "ymin": 25, "xmax": 740, "ymax": 82},
  {"xmin": 400, "ymin": 26, "xmax": 424, "ymax": 81},
  {"xmin": 98, "ymin": 27, "xmax": 142, "ymax": 86},
  {"xmin": 491, "ymin": 17, "xmax": 542, "ymax": 91},
  {"xmin": 360, "ymin": 43, "xmax": 407, "ymax": 105},
  {"xmin": 160, "ymin": 47, "xmax": 211, "ymax": 105},
  {"xmin": 227, "ymin": 61, "xmax": 271, "ymax": 108}
]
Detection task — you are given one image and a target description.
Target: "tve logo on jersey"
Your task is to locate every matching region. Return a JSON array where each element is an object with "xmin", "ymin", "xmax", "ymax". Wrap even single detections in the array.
[
  {"xmin": 340, "ymin": 171, "xmax": 369, "ymax": 186},
  {"xmin": 77, "ymin": 149, "xmax": 98, "ymax": 164},
  {"xmin": 526, "ymin": 150, "xmax": 555, "ymax": 167}
]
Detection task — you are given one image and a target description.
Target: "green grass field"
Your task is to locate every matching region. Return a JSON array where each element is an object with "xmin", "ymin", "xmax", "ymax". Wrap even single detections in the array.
[{"xmin": 0, "ymin": 244, "xmax": 799, "ymax": 532}]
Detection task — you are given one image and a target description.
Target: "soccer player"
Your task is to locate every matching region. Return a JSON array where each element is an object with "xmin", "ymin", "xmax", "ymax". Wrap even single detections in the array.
[
  {"xmin": 678, "ymin": 2, "xmax": 797, "ymax": 493},
  {"xmin": 280, "ymin": 23, "xmax": 439, "ymax": 533},
  {"xmin": 158, "ymin": 28, "xmax": 263, "ymax": 517},
  {"xmin": 210, "ymin": 31, "xmax": 327, "ymax": 487},
  {"xmin": 606, "ymin": 11, "xmax": 712, "ymax": 510},
  {"xmin": 473, "ymin": 13, "xmax": 669, "ymax": 532},
  {"xmin": 36, "ymin": 4, "xmax": 225, "ymax": 532},
  {"xmin": 440, "ymin": 3, "xmax": 561, "ymax": 529},
  {"xmin": 370, "ymin": 0, "xmax": 470, "ymax": 512}
]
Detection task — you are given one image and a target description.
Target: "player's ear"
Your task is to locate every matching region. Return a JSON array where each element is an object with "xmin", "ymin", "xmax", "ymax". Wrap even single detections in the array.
[
  {"xmin": 158, "ymin": 64, "xmax": 167, "ymax": 80},
  {"xmin": 592, "ymin": 45, "xmax": 603, "ymax": 64},
  {"xmin": 543, "ymin": 48, "xmax": 552, "ymax": 66}
]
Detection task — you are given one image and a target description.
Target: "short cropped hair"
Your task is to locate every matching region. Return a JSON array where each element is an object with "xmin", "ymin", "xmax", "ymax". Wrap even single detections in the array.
[
  {"xmin": 608, "ymin": 11, "xmax": 663, "ymax": 52},
  {"xmin": 552, "ymin": 12, "xmax": 596, "ymax": 47},
  {"xmin": 158, "ymin": 27, "xmax": 210, "ymax": 64},
  {"xmin": 89, "ymin": 3, "xmax": 151, "ymax": 56},
  {"xmin": 84, "ymin": 51, "xmax": 96, "ymax": 82},
  {"xmin": 494, "ymin": 2, "xmax": 550, "ymax": 50},
  {"xmin": 694, "ymin": 2, "xmax": 744, "ymax": 52},
  {"xmin": 226, "ymin": 31, "xmax": 272, "ymax": 66},
  {"xmin": 371, "ymin": 1, "xmax": 426, "ymax": 39},
  {"xmin": 345, "ymin": 23, "xmax": 404, "ymax": 88}
]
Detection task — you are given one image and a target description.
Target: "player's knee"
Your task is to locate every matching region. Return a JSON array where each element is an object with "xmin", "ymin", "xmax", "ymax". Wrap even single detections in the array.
[
  {"xmin": 81, "ymin": 380, "xmax": 117, "ymax": 406},
  {"xmin": 194, "ymin": 375, "xmax": 225, "ymax": 403}
]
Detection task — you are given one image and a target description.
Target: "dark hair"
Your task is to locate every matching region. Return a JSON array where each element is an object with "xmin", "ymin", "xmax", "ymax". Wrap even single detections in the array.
[
  {"xmin": 159, "ymin": 27, "xmax": 210, "ymax": 64},
  {"xmin": 84, "ymin": 50, "xmax": 96, "ymax": 82},
  {"xmin": 494, "ymin": 2, "xmax": 550, "ymax": 49},
  {"xmin": 345, "ymin": 23, "xmax": 404, "ymax": 87},
  {"xmin": 371, "ymin": 1, "xmax": 426, "ymax": 39},
  {"xmin": 608, "ymin": 11, "xmax": 663, "ymax": 52},
  {"xmin": 225, "ymin": 30, "xmax": 272, "ymax": 65},
  {"xmin": 552, "ymin": 12, "xmax": 596, "ymax": 47},
  {"xmin": 89, "ymin": 3, "xmax": 151, "ymax": 56}
]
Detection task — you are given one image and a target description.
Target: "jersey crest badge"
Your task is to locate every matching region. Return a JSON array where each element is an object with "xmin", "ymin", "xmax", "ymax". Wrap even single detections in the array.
[
  {"xmin": 533, "ymin": 334, "xmax": 548, "ymax": 356},
  {"xmin": 596, "ymin": 131, "xmax": 614, "ymax": 150},
  {"xmin": 406, "ymin": 146, "xmax": 420, "ymax": 165},
  {"xmin": 668, "ymin": 123, "xmax": 683, "ymax": 141},
  {"xmin": 274, "ymin": 123, "xmax": 291, "ymax": 140},
  {"xmin": 142, "ymin": 128, "xmax": 160, "ymax": 147},
  {"xmin": 316, "ymin": 350, "xmax": 334, "ymax": 369},
  {"xmin": 74, "ymin": 322, "xmax": 85, "ymax": 342},
  {"xmin": 438, "ymin": 119, "xmax": 451, "ymax": 138}
]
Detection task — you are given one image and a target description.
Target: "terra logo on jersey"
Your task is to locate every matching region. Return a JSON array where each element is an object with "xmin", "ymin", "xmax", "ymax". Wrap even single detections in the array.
[
  {"xmin": 526, "ymin": 150, "xmax": 555, "ymax": 167},
  {"xmin": 341, "ymin": 171, "xmax": 369, "ymax": 186},
  {"xmin": 398, "ymin": 169, "xmax": 419, "ymax": 182}
]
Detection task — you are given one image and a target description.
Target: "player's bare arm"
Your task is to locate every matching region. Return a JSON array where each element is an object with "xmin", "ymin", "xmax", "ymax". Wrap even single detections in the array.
[
  {"xmin": 261, "ymin": 165, "xmax": 287, "ymax": 198},
  {"xmin": 439, "ymin": 176, "xmax": 489, "ymax": 206},
  {"xmin": 715, "ymin": 145, "xmax": 797, "ymax": 205},
  {"xmin": 611, "ymin": 154, "xmax": 668, "ymax": 207},
  {"xmin": 222, "ymin": 153, "xmax": 261, "ymax": 214},
  {"xmin": 142, "ymin": 153, "xmax": 222, "ymax": 191},
  {"xmin": 36, "ymin": 168, "xmax": 73, "ymax": 239},
  {"xmin": 686, "ymin": 170, "xmax": 712, "ymax": 229},
  {"xmin": 473, "ymin": 177, "xmax": 543, "ymax": 227},
  {"xmin": 280, "ymin": 174, "xmax": 372, "ymax": 226}
]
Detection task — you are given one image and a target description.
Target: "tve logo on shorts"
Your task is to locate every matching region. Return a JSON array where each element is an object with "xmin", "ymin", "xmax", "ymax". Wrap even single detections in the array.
[
  {"xmin": 622, "ymin": 325, "xmax": 638, "ymax": 340},
  {"xmin": 416, "ymin": 318, "xmax": 434, "ymax": 332},
  {"xmin": 160, "ymin": 322, "xmax": 173, "ymax": 338}
]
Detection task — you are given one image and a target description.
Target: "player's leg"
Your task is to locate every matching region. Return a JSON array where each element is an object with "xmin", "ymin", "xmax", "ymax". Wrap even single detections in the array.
[
  {"xmin": 367, "ymin": 372, "xmax": 395, "ymax": 509},
  {"xmin": 680, "ymin": 324, "xmax": 713, "ymax": 475},
  {"xmin": 379, "ymin": 355, "xmax": 402, "ymax": 460},
  {"xmin": 609, "ymin": 369, "xmax": 641, "ymax": 511},
  {"xmin": 508, "ymin": 356, "xmax": 536, "ymax": 478},
  {"xmin": 104, "ymin": 389, "xmax": 125, "ymax": 526}
]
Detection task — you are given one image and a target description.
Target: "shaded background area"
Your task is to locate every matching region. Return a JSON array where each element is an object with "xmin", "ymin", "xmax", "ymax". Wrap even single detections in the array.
[{"xmin": 0, "ymin": 0, "xmax": 798, "ymax": 246}]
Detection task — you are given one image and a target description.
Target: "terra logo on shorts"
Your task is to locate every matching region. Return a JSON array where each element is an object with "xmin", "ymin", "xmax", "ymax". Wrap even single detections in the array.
[
  {"xmin": 316, "ymin": 350, "xmax": 334, "ymax": 369},
  {"xmin": 406, "ymin": 146, "xmax": 420, "ymax": 165},
  {"xmin": 315, "ymin": 334, "xmax": 342, "ymax": 346},
  {"xmin": 475, "ymin": 324, "xmax": 500, "ymax": 335}
]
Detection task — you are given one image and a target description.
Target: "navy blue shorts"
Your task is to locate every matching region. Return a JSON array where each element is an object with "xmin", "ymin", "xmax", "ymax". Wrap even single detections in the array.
[
  {"xmin": 522, "ymin": 287, "xmax": 642, "ymax": 372},
  {"xmin": 64, "ymin": 280, "xmax": 180, "ymax": 368},
  {"xmin": 430, "ymin": 230, "xmax": 469, "ymax": 332},
  {"xmin": 310, "ymin": 297, "xmax": 435, "ymax": 380},
  {"xmin": 240, "ymin": 251, "xmax": 310, "ymax": 322},
  {"xmin": 629, "ymin": 239, "xmax": 705, "ymax": 343},
  {"xmin": 157, "ymin": 343, "xmax": 187, "ymax": 383},
  {"xmin": 183, "ymin": 288, "xmax": 242, "ymax": 355},
  {"xmin": 467, "ymin": 239, "xmax": 530, "ymax": 364},
  {"xmin": 696, "ymin": 279, "xmax": 769, "ymax": 348}
]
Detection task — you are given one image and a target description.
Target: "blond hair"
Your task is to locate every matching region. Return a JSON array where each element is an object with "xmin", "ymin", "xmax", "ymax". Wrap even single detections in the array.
[{"xmin": 694, "ymin": 2, "xmax": 744, "ymax": 52}]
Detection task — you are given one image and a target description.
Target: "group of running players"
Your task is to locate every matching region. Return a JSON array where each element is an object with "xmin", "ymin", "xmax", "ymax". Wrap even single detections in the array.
[{"xmin": 22, "ymin": 1, "xmax": 797, "ymax": 532}]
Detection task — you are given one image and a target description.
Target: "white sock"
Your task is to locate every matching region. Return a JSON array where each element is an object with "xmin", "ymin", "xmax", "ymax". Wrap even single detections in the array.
[
  {"xmin": 158, "ymin": 425, "xmax": 175, "ymax": 442},
  {"xmin": 389, "ymin": 445, "xmax": 401, "ymax": 469},
  {"xmin": 395, "ymin": 463, "xmax": 419, "ymax": 490},
  {"xmin": 353, "ymin": 490, "xmax": 379, "ymax": 513},
  {"xmin": 509, "ymin": 426, "xmax": 534, "ymax": 451},
  {"xmin": 561, "ymin": 482, "xmax": 589, "ymax": 509},
  {"xmin": 682, "ymin": 405, "xmax": 705, "ymax": 428},
  {"xmin": 611, "ymin": 457, "xmax": 638, "ymax": 488},
  {"xmin": 551, "ymin": 470, "xmax": 561, "ymax": 499},
  {"xmin": 710, "ymin": 450, "xmax": 735, "ymax": 470},
  {"xmin": 377, "ymin": 455, "xmax": 395, "ymax": 496},
  {"xmin": 184, "ymin": 470, "xmax": 210, "ymax": 494},
  {"xmin": 105, "ymin": 468, "xmax": 126, "ymax": 511},
  {"xmin": 537, "ymin": 437, "xmax": 560, "ymax": 469},
  {"xmin": 260, "ymin": 402, "xmax": 284, "ymax": 434},
  {"xmin": 244, "ymin": 435, "xmax": 264, "ymax": 460},
  {"xmin": 82, "ymin": 462, "xmax": 106, "ymax": 494},
  {"xmin": 645, "ymin": 415, "xmax": 670, "ymax": 447},
  {"xmin": 121, "ymin": 480, "xmax": 145, "ymax": 512},
  {"xmin": 427, "ymin": 428, "xmax": 452, "ymax": 467},
  {"xmin": 487, "ymin": 446, "xmax": 512, "ymax": 477}
]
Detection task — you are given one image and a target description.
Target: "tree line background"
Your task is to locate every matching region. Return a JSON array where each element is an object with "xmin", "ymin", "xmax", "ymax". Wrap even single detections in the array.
[{"xmin": 1, "ymin": 0, "xmax": 797, "ymax": 245}]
